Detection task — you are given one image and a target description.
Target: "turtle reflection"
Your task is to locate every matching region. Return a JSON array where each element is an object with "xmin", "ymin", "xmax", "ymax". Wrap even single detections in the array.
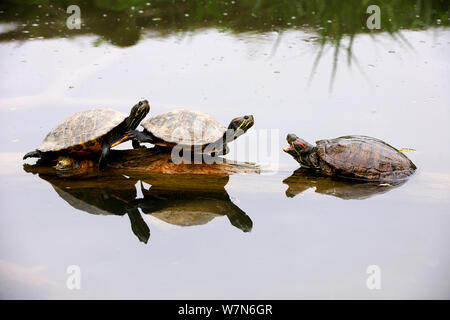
[
  {"xmin": 26, "ymin": 169, "xmax": 252, "ymax": 243},
  {"xmin": 283, "ymin": 168, "xmax": 407, "ymax": 200},
  {"xmin": 136, "ymin": 174, "xmax": 252, "ymax": 232},
  {"xmin": 36, "ymin": 174, "xmax": 150, "ymax": 244}
]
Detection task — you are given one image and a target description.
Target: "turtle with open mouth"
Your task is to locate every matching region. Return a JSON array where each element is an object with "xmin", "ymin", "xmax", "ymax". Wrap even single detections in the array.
[{"xmin": 283, "ymin": 134, "xmax": 416, "ymax": 182}]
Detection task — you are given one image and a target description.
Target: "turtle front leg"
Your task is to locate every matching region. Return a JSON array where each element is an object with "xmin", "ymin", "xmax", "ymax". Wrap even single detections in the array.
[
  {"xmin": 23, "ymin": 150, "xmax": 42, "ymax": 160},
  {"xmin": 132, "ymin": 139, "xmax": 145, "ymax": 149},
  {"xmin": 98, "ymin": 142, "xmax": 110, "ymax": 171},
  {"xmin": 220, "ymin": 145, "xmax": 230, "ymax": 156},
  {"xmin": 127, "ymin": 130, "xmax": 156, "ymax": 145}
]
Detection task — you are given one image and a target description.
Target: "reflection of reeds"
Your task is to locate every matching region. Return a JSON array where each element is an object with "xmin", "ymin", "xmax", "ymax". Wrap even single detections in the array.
[{"xmin": 0, "ymin": 0, "xmax": 448, "ymax": 83}]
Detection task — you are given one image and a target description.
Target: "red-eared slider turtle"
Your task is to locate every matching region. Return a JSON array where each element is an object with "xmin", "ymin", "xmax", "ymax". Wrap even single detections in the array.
[
  {"xmin": 23, "ymin": 100, "xmax": 150, "ymax": 170},
  {"xmin": 283, "ymin": 134, "xmax": 416, "ymax": 182},
  {"xmin": 127, "ymin": 109, "xmax": 254, "ymax": 155}
]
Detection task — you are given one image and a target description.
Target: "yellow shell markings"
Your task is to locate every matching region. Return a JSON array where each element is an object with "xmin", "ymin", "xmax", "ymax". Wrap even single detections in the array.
[{"xmin": 37, "ymin": 109, "xmax": 127, "ymax": 152}]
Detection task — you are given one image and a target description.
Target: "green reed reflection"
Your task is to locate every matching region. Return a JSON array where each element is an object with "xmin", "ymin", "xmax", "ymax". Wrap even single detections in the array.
[
  {"xmin": 0, "ymin": 0, "xmax": 448, "ymax": 86},
  {"xmin": 1, "ymin": 0, "xmax": 447, "ymax": 46}
]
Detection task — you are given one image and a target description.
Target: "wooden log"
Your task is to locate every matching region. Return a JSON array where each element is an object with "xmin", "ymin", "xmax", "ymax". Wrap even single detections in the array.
[{"xmin": 23, "ymin": 147, "xmax": 260, "ymax": 178}]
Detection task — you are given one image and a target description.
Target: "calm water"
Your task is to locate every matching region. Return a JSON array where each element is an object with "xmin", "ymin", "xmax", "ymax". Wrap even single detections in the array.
[{"xmin": 0, "ymin": 1, "xmax": 450, "ymax": 299}]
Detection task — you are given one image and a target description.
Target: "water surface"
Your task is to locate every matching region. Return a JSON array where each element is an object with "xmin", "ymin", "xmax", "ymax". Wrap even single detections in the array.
[{"xmin": 0, "ymin": 1, "xmax": 449, "ymax": 299}]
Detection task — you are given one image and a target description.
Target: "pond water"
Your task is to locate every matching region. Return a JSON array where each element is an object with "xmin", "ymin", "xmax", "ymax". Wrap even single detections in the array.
[{"xmin": 0, "ymin": 1, "xmax": 449, "ymax": 299}]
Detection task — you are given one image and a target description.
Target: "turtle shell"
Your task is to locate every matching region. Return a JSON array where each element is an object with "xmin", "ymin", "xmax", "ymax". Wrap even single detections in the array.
[
  {"xmin": 316, "ymin": 135, "xmax": 416, "ymax": 181},
  {"xmin": 140, "ymin": 109, "xmax": 226, "ymax": 146},
  {"xmin": 38, "ymin": 109, "xmax": 127, "ymax": 153}
]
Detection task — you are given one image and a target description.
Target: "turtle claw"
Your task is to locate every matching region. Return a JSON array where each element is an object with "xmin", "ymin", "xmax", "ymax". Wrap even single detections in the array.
[{"xmin": 126, "ymin": 130, "xmax": 138, "ymax": 140}]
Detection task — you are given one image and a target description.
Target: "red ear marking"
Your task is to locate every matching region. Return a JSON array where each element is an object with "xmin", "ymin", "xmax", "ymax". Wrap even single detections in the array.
[
  {"xmin": 233, "ymin": 118, "xmax": 242, "ymax": 122},
  {"xmin": 295, "ymin": 141, "xmax": 306, "ymax": 149}
]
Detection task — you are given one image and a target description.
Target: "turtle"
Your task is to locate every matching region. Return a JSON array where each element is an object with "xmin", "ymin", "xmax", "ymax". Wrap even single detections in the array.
[
  {"xmin": 126, "ymin": 109, "xmax": 254, "ymax": 155},
  {"xmin": 23, "ymin": 100, "xmax": 150, "ymax": 170},
  {"xmin": 283, "ymin": 134, "xmax": 417, "ymax": 182}
]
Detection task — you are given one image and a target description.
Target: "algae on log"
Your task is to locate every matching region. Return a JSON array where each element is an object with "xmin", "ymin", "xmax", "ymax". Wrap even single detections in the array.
[{"xmin": 23, "ymin": 147, "xmax": 260, "ymax": 178}]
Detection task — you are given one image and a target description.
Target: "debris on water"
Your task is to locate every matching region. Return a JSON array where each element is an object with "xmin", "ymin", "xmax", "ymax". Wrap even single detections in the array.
[
  {"xmin": 388, "ymin": 50, "xmax": 395, "ymax": 53},
  {"xmin": 68, "ymin": 86, "xmax": 74, "ymax": 89},
  {"xmin": 152, "ymin": 17, "xmax": 161, "ymax": 21},
  {"xmin": 11, "ymin": 139, "xmax": 19, "ymax": 143},
  {"xmin": 274, "ymin": 71, "xmax": 280, "ymax": 73},
  {"xmin": 368, "ymin": 64, "xmax": 375, "ymax": 67}
]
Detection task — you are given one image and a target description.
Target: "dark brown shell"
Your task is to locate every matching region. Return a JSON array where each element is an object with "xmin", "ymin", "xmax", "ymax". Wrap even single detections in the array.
[{"xmin": 316, "ymin": 135, "xmax": 416, "ymax": 181}]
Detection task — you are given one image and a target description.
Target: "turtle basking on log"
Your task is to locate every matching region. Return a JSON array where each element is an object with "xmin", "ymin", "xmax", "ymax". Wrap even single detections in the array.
[
  {"xmin": 283, "ymin": 134, "xmax": 416, "ymax": 182},
  {"xmin": 127, "ymin": 109, "xmax": 254, "ymax": 156},
  {"xmin": 23, "ymin": 100, "xmax": 150, "ymax": 170}
]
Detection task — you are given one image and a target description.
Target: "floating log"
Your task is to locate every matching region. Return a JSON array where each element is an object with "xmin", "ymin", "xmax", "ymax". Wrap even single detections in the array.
[{"xmin": 23, "ymin": 147, "xmax": 260, "ymax": 178}]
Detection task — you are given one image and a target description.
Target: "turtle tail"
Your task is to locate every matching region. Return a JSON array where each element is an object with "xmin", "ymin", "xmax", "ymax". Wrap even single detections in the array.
[{"xmin": 23, "ymin": 150, "xmax": 41, "ymax": 160}]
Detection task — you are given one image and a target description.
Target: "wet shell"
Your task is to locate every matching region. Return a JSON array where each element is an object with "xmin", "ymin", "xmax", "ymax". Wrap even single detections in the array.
[
  {"xmin": 140, "ymin": 109, "xmax": 226, "ymax": 146},
  {"xmin": 38, "ymin": 109, "xmax": 127, "ymax": 152},
  {"xmin": 316, "ymin": 135, "xmax": 416, "ymax": 181}
]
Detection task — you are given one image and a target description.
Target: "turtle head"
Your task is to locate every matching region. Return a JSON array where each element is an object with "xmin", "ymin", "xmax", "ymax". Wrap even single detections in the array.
[
  {"xmin": 128, "ymin": 100, "xmax": 150, "ymax": 130},
  {"xmin": 283, "ymin": 134, "xmax": 314, "ymax": 163},
  {"xmin": 55, "ymin": 157, "xmax": 78, "ymax": 171},
  {"xmin": 225, "ymin": 115, "xmax": 254, "ymax": 142},
  {"xmin": 228, "ymin": 115, "xmax": 254, "ymax": 132},
  {"xmin": 55, "ymin": 157, "xmax": 96, "ymax": 178}
]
